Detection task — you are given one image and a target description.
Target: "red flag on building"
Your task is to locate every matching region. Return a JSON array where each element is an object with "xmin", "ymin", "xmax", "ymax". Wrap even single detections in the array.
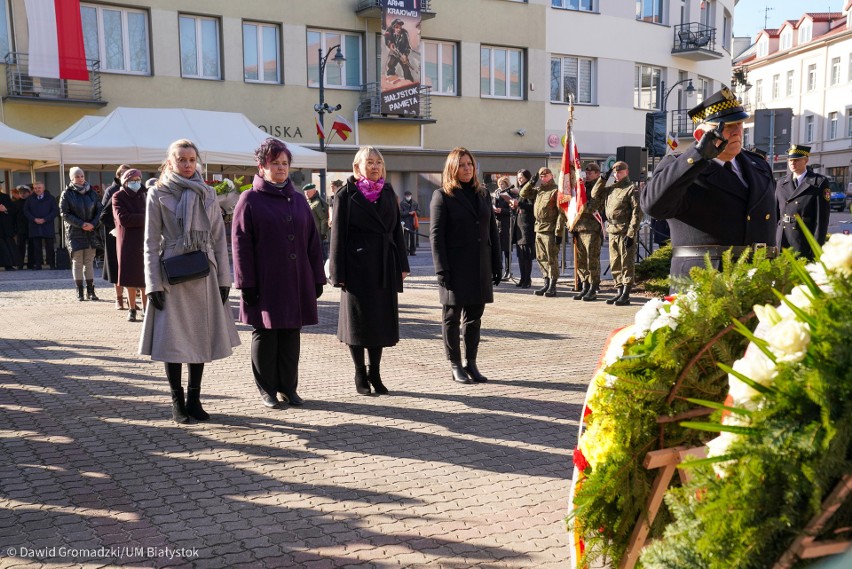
[
  {"xmin": 314, "ymin": 113, "xmax": 325, "ymax": 140},
  {"xmin": 330, "ymin": 115, "xmax": 354, "ymax": 142},
  {"xmin": 25, "ymin": 0, "xmax": 89, "ymax": 81}
]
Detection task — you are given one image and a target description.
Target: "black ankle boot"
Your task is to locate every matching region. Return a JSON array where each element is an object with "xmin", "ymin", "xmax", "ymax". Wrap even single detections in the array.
[
  {"xmin": 614, "ymin": 284, "xmax": 632, "ymax": 306},
  {"xmin": 354, "ymin": 365, "xmax": 372, "ymax": 395},
  {"xmin": 86, "ymin": 281, "xmax": 99, "ymax": 301},
  {"xmin": 75, "ymin": 280, "xmax": 85, "ymax": 301},
  {"xmin": 450, "ymin": 361, "xmax": 472, "ymax": 384},
  {"xmin": 582, "ymin": 284, "xmax": 599, "ymax": 302},
  {"xmin": 607, "ymin": 285, "xmax": 624, "ymax": 305},
  {"xmin": 573, "ymin": 282, "xmax": 590, "ymax": 300},
  {"xmin": 186, "ymin": 387, "xmax": 210, "ymax": 421},
  {"xmin": 534, "ymin": 277, "xmax": 550, "ymax": 296},
  {"xmin": 367, "ymin": 365, "xmax": 388, "ymax": 395},
  {"xmin": 170, "ymin": 388, "xmax": 190, "ymax": 424},
  {"xmin": 463, "ymin": 360, "xmax": 488, "ymax": 383},
  {"xmin": 544, "ymin": 278, "xmax": 558, "ymax": 297}
]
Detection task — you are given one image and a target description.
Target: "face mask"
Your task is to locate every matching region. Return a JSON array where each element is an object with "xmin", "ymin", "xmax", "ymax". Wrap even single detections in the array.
[
  {"xmin": 127, "ymin": 181, "xmax": 142, "ymax": 192},
  {"xmin": 405, "ymin": 196, "xmax": 412, "ymax": 201}
]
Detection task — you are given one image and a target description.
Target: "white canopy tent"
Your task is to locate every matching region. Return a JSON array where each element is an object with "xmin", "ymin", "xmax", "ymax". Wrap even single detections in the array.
[
  {"xmin": 0, "ymin": 121, "xmax": 61, "ymax": 171},
  {"xmin": 53, "ymin": 115, "xmax": 104, "ymax": 142},
  {"xmin": 57, "ymin": 107, "xmax": 327, "ymax": 169}
]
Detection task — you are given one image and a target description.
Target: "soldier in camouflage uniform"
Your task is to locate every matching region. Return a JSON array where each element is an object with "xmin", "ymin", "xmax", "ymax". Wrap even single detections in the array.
[
  {"xmin": 304, "ymin": 183, "xmax": 330, "ymax": 260},
  {"xmin": 571, "ymin": 163, "xmax": 604, "ymax": 301},
  {"xmin": 520, "ymin": 167, "xmax": 565, "ymax": 297},
  {"xmin": 590, "ymin": 161, "xmax": 641, "ymax": 306}
]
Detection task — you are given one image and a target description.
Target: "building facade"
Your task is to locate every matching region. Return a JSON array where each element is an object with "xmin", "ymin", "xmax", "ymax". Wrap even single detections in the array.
[
  {"xmin": 733, "ymin": 2, "xmax": 852, "ymax": 187},
  {"xmin": 0, "ymin": 0, "xmax": 733, "ymax": 200}
]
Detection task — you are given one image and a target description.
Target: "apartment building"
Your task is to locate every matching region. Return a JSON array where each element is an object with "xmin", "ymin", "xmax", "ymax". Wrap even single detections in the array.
[
  {"xmin": 733, "ymin": 2, "xmax": 852, "ymax": 186},
  {"xmin": 0, "ymin": 0, "xmax": 732, "ymax": 198}
]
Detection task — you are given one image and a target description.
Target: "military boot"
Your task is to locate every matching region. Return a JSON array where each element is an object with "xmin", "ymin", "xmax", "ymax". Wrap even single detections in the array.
[
  {"xmin": 573, "ymin": 282, "xmax": 591, "ymax": 300},
  {"xmin": 534, "ymin": 277, "xmax": 550, "ymax": 296},
  {"xmin": 615, "ymin": 284, "xmax": 632, "ymax": 306},
  {"xmin": 606, "ymin": 285, "xmax": 624, "ymax": 305},
  {"xmin": 582, "ymin": 284, "xmax": 599, "ymax": 302},
  {"xmin": 544, "ymin": 278, "xmax": 558, "ymax": 297},
  {"xmin": 75, "ymin": 280, "xmax": 85, "ymax": 302}
]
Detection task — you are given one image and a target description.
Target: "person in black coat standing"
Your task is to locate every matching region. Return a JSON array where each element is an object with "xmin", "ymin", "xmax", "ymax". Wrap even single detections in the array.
[
  {"xmin": 100, "ymin": 164, "xmax": 132, "ymax": 309},
  {"xmin": 23, "ymin": 181, "xmax": 58, "ymax": 270},
  {"xmin": 493, "ymin": 176, "xmax": 513, "ymax": 280},
  {"xmin": 60, "ymin": 167, "xmax": 104, "ymax": 301},
  {"xmin": 775, "ymin": 144, "xmax": 830, "ymax": 260},
  {"xmin": 641, "ymin": 88, "xmax": 776, "ymax": 289},
  {"xmin": 511, "ymin": 169, "xmax": 536, "ymax": 288},
  {"xmin": 10, "ymin": 185, "xmax": 31, "ymax": 269},
  {"xmin": 330, "ymin": 146, "xmax": 410, "ymax": 396},
  {"xmin": 430, "ymin": 147, "xmax": 502, "ymax": 384}
]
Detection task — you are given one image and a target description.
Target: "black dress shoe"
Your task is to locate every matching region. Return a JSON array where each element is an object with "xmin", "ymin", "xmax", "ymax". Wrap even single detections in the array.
[
  {"xmin": 463, "ymin": 361, "xmax": 488, "ymax": 383},
  {"xmin": 283, "ymin": 391, "xmax": 304, "ymax": 406},
  {"xmin": 450, "ymin": 362, "xmax": 472, "ymax": 384},
  {"xmin": 260, "ymin": 391, "xmax": 281, "ymax": 409}
]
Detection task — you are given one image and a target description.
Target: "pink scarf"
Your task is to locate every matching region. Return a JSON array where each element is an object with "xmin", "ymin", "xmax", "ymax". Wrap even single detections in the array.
[{"xmin": 356, "ymin": 177, "xmax": 384, "ymax": 203}]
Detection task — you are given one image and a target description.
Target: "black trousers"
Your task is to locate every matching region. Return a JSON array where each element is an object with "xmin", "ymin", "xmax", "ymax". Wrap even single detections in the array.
[
  {"xmin": 516, "ymin": 244, "xmax": 534, "ymax": 283},
  {"xmin": 29, "ymin": 238, "xmax": 55, "ymax": 268},
  {"xmin": 441, "ymin": 304, "xmax": 485, "ymax": 362},
  {"xmin": 251, "ymin": 328, "xmax": 300, "ymax": 397},
  {"xmin": 405, "ymin": 227, "xmax": 416, "ymax": 254},
  {"xmin": 15, "ymin": 235, "xmax": 28, "ymax": 268}
]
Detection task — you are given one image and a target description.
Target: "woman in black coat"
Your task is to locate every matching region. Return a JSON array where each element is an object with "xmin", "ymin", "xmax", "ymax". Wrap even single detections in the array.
[
  {"xmin": 330, "ymin": 146, "xmax": 410, "ymax": 396},
  {"xmin": 493, "ymin": 176, "xmax": 513, "ymax": 280},
  {"xmin": 513, "ymin": 169, "xmax": 536, "ymax": 289},
  {"xmin": 430, "ymin": 147, "xmax": 502, "ymax": 384},
  {"xmin": 60, "ymin": 167, "xmax": 103, "ymax": 301}
]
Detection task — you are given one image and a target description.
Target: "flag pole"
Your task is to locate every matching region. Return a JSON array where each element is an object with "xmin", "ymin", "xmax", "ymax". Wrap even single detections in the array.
[{"xmin": 566, "ymin": 95, "xmax": 580, "ymax": 291}]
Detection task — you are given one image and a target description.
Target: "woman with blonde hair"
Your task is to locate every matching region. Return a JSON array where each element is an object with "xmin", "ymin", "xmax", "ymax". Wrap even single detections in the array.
[
  {"xmin": 329, "ymin": 146, "xmax": 409, "ymax": 396},
  {"xmin": 140, "ymin": 139, "xmax": 239, "ymax": 424},
  {"xmin": 430, "ymin": 147, "xmax": 502, "ymax": 384}
]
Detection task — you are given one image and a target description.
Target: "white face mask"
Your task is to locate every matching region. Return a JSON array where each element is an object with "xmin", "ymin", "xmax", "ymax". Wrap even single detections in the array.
[
  {"xmin": 127, "ymin": 181, "xmax": 142, "ymax": 192},
  {"xmin": 405, "ymin": 196, "xmax": 412, "ymax": 201}
]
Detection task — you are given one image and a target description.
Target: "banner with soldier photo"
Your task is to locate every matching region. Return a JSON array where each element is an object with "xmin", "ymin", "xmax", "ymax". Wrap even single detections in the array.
[{"xmin": 381, "ymin": 0, "xmax": 421, "ymax": 116}]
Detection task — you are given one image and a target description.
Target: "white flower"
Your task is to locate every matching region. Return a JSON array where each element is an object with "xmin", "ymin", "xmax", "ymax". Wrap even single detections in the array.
[
  {"xmin": 649, "ymin": 312, "xmax": 678, "ymax": 332},
  {"xmin": 634, "ymin": 298, "xmax": 665, "ymax": 337},
  {"xmin": 765, "ymin": 318, "xmax": 811, "ymax": 363},
  {"xmin": 706, "ymin": 432, "xmax": 737, "ymax": 477},
  {"xmin": 805, "ymin": 262, "xmax": 829, "ymax": 287},
  {"xmin": 777, "ymin": 285, "xmax": 815, "ymax": 319},
  {"xmin": 733, "ymin": 348, "xmax": 776, "ymax": 387},
  {"xmin": 754, "ymin": 304, "xmax": 782, "ymax": 327},
  {"xmin": 820, "ymin": 233, "xmax": 852, "ymax": 276},
  {"xmin": 747, "ymin": 268, "xmax": 757, "ymax": 278},
  {"xmin": 728, "ymin": 374, "xmax": 761, "ymax": 407}
]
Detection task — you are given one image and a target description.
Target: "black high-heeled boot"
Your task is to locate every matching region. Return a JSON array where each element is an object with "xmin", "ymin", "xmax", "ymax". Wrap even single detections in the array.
[
  {"xmin": 463, "ymin": 360, "xmax": 488, "ymax": 383},
  {"xmin": 367, "ymin": 365, "xmax": 388, "ymax": 395},
  {"xmin": 354, "ymin": 365, "xmax": 372, "ymax": 395},
  {"xmin": 170, "ymin": 387, "xmax": 190, "ymax": 424},
  {"xmin": 450, "ymin": 361, "xmax": 472, "ymax": 384}
]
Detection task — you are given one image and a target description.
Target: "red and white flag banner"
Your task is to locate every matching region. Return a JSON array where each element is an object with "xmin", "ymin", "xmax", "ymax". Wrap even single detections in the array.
[
  {"xmin": 330, "ymin": 115, "xmax": 354, "ymax": 142},
  {"xmin": 560, "ymin": 109, "xmax": 604, "ymax": 233},
  {"xmin": 25, "ymin": 0, "xmax": 89, "ymax": 81}
]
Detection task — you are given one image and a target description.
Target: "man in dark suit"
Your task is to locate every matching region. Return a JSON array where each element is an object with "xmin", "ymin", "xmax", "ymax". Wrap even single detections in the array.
[
  {"xmin": 775, "ymin": 144, "xmax": 830, "ymax": 260},
  {"xmin": 641, "ymin": 87, "xmax": 777, "ymax": 288}
]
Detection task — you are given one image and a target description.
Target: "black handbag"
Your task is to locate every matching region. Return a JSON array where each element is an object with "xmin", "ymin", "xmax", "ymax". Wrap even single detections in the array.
[{"xmin": 161, "ymin": 250, "xmax": 210, "ymax": 285}]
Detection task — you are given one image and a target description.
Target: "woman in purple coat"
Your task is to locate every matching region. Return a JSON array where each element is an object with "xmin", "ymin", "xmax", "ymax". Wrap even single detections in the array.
[
  {"xmin": 231, "ymin": 138, "xmax": 326, "ymax": 409},
  {"xmin": 113, "ymin": 169, "xmax": 147, "ymax": 322}
]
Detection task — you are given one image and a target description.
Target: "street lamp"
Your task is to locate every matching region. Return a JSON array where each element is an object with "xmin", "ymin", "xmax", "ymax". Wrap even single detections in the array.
[
  {"xmin": 660, "ymin": 78, "xmax": 695, "ymax": 148},
  {"xmin": 314, "ymin": 44, "xmax": 345, "ymax": 198}
]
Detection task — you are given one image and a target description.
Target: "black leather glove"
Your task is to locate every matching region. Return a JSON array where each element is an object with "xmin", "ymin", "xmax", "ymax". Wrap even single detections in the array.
[
  {"xmin": 315, "ymin": 283, "xmax": 324, "ymax": 299},
  {"xmin": 556, "ymin": 235, "xmax": 563, "ymax": 246},
  {"xmin": 492, "ymin": 274, "xmax": 501, "ymax": 287},
  {"xmin": 625, "ymin": 236, "xmax": 635, "ymax": 249},
  {"xmin": 437, "ymin": 272, "xmax": 451, "ymax": 288},
  {"xmin": 148, "ymin": 291, "xmax": 165, "ymax": 311},
  {"xmin": 241, "ymin": 287, "xmax": 259, "ymax": 306},
  {"xmin": 695, "ymin": 121, "xmax": 728, "ymax": 161},
  {"xmin": 219, "ymin": 286, "xmax": 230, "ymax": 305},
  {"xmin": 603, "ymin": 168, "xmax": 614, "ymax": 182},
  {"xmin": 531, "ymin": 172, "xmax": 540, "ymax": 186}
]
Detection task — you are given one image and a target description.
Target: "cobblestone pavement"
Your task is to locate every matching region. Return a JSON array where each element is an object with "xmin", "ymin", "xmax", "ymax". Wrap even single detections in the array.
[{"xmin": 0, "ymin": 251, "xmax": 640, "ymax": 568}]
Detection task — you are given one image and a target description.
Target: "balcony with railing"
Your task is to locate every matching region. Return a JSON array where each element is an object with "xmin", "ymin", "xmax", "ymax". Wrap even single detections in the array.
[
  {"xmin": 671, "ymin": 23, "xmax": 723, "ymax": 60},
  {"xmin": 357, "ymin": 82, "xmax": 436, "ymax": 123},
  {"xmin": 355, "ymin": 0, "xmax": 435, "ymax": 20},
  {"xmin": 670, "ymin": 109, "xmax": 693, "ymax": 138},
  {"xmin": 4, "ymin": 52, "xmax": 105, "ymax": 105}
]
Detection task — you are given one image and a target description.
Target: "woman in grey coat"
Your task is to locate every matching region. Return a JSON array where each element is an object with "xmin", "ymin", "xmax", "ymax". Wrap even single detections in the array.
[{"xmin": 139, "ymin": 139, "xmax": 240, "ymax": 424}]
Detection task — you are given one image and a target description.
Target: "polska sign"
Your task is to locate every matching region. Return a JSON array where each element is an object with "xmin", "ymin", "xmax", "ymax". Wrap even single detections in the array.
[{"xmin": 258, "ymin": 125, "xmax": 303, "ymax": 138}]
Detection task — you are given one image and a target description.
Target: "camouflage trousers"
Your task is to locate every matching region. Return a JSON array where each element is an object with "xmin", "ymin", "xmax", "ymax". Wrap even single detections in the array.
[
  {"xmin": 575, "ymin": 230, "xmax": 602, "ymax": 285},
  {"xmin": 535, "ymin": 232, "xmax": 559, "ymax": 280},
  {"xmin": 609, "ymin": 233, "xmax": 636, "ymax": 286}
]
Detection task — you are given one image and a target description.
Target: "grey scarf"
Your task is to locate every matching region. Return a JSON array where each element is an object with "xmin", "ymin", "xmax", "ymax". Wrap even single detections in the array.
[
  {"xmin": 73, "ymin": 183, "xmax": 90, "ymax": 194},
  {"xmin": 160, "ymin": 171, "xmax": 211, "ymax": 251}
]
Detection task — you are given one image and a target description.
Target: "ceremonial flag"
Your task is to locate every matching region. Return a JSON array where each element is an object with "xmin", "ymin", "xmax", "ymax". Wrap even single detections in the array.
[
  {"xmin": 314, "ymin": 113, "xmax": 325, "ymax": 140},
  {"xmin": 330, "ymin": 115, "xmax": 354, "ymax": 142},
  {"xmin": 560, "ymin": 111, "xmax": 603, "ymax": 233},
  {"xmin": 667, "ymin": 132, "xmax": 679, "ymax": 152},
  {"xmin": 25, "ymin": 0, "xmax": 89, "ymax": 81}
]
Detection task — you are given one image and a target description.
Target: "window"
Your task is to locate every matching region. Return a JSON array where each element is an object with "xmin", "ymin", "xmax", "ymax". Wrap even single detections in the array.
[
  {"xmin": 0, "ymin": 2, "xmax": 9, "ymax": 60},
  {"xmin": 307, "ymin": 30, "xmax": 362, "ymax": 89},
  {"xmin": 807, "ymin": 64, "xmax": 817, "ymax": 91},
  {"xmin": 696, "ymin": 76, "xmax": 711, "ymax": 104},
  {"xmin": 743, "ymin": 127, "xmax": 751, "ymax": 148},
  {"xmin": 179, "ymin": 15, "xmax": 220, "ymax": 79},
  {"xmin": 754, "ymin": 79, "xmax": 763, "ymax": 105},
  {"xmin": 757, "ymin": 38, "xmax": 768, "ymax": 58},
  {"xmin": 722, "ymin": 11, "xmax": 731, "ymax": 51},
  {"xmin": 786, "ymin": 70, "xmax": 794, "ymax": 96},
  {"xmin": 552, "ymin": 0, "xmax": 594, "ymax": 10},
  {"xmin": 243, "ymin": 22, "xmax": 280, "ymax": 83},
  {"xmin": 636, "ymin": 0, "xmax": 664, "ymax": 24},
  {"xmin": 780, "ymin": 29, "xmax": 792, "ymax": 50},
  {"xmin": 805, "ymin": 115, "xmax": 814, "ymax": 142},
  {"xmin": 633, "ymin": 64, "xmax": 661, "ymax": 109},
  {"xmin": 772, "ymin": 74, "xmax": 780, "ymax": 99},
  {"xmin": 551, "ymin": 55, "xmax": 593, "ymax": 104},
  {"xmin": 849, "ymin": 54, "xmax": 852, "ymax": 82},
  {"xmin": 80, "ymin": 3, "xmax": 150, "ymax": 73},
  {"xmin": 848, "ymin": 109, "xmax": 852, "ymax": 138},
  {"xmin": 423, "ymin": 40, "xmax": 457, "ymax": 96},
  {"xmin": 799, "ymin": 22, "xmax": 812, "ymax": 44},
  {"xmin": 830, "ymin": 57, "xmax": 841, "ymax": 86},
  {"xmin": 829, "ymin": 112, "xmax": 838, "ymax": 139},
  {"xmin": 480, "ymin": 46, "xmax": 523, "ymax": 99}
]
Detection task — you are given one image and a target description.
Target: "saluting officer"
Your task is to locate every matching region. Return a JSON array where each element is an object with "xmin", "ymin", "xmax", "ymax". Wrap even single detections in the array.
[
  {"xmin": 642, "ymin": 87, "xmax": 777, "ymax": 289},
  {"xmin": 776, "ymin": 144, "xmax": 830, "ymax": 260}
]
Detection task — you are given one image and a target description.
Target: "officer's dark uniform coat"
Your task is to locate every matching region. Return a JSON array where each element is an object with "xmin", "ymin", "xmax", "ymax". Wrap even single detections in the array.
[
  {"xmin": 775, "ymin": 169, "xmax": 830, "ymax": 260},
  {"xmin": 641, "ymin": 146, "xmax": 777, "ymax": 279}
]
